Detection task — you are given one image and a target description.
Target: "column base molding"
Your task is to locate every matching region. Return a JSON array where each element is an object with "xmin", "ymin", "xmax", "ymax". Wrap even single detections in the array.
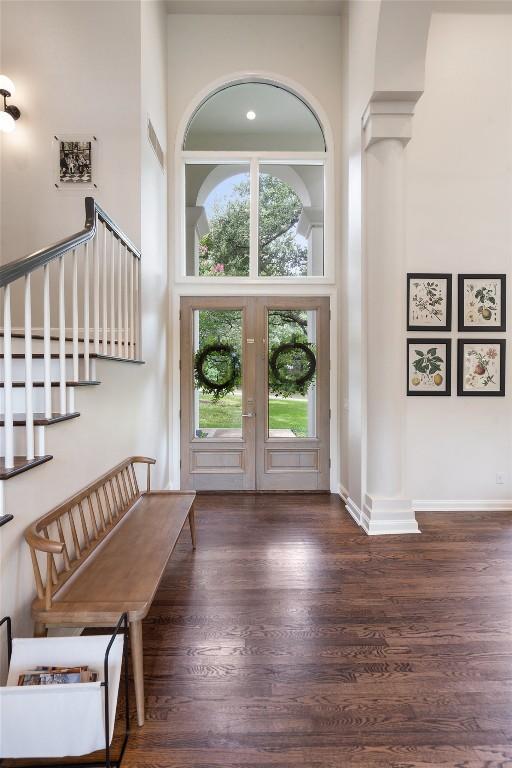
[{"xmin": 362, "ymin": 494, "xmax": 420, "ymax": 535}]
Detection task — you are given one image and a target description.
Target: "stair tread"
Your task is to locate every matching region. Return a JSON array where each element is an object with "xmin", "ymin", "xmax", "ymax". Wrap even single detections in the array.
[
  {"xmin": 0, "ymin": 353, "xmax": 144, "ymax": 364},
  {"xmin": 1, "ymin": 332, "xmax": 135, "ymax": 344},
  {"xmin": 0, "ymin": 412, "xmax": 80, "ymax": 427},
  {"xmin": 0, "ymin": 380, "xmax": 101, "ymax": 387},
  {"xmin": 0, "ymin": 455, "xmax": 53, "ymax": 480}
]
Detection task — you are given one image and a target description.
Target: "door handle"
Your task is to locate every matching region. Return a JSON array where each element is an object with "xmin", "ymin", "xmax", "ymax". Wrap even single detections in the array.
[{"xmin": 242, "ymin": 412, "xmax": 255, "ymax": 418}]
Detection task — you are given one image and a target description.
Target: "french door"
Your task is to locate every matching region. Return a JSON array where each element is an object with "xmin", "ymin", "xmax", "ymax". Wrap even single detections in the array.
[{"xmin": 180, "ymin": 296, "xmax": 330, "ymax": 491}]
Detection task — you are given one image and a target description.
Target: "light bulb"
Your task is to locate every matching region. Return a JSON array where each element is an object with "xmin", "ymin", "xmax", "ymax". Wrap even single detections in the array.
[
  {"xmin": 0, "ymin": 111, "xmax": 15, "ymax": 133},
  {"xmin": 246, "ymin": 110, "xmax": 256, "ymax": 121},
  {"xmin": 0, "ymin": 75, "xmax": 15, "ymax": 96}
]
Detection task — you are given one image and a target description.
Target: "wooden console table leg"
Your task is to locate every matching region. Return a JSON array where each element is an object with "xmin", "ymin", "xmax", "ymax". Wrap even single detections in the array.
[
  {"xmin": 129, "ymin": 619, "xmax": 145, "ymax": 726},
  {"xmin": 188, "ymin": 507, "xmax": 196, "ymax": 550},
  {"xmin": 34, "ymin": 622, "xmax": 46, "ymax": 637}
]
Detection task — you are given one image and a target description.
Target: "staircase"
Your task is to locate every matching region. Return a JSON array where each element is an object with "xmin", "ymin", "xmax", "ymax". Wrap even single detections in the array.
[{"xmin": 0, "ymin": 198, "xmax": 143, "ymax": 525}]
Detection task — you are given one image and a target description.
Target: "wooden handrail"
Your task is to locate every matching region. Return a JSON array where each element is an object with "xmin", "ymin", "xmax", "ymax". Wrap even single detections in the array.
[{"xmin": 0, "ymin": 198, "xmax": 140, "ymax": 289}]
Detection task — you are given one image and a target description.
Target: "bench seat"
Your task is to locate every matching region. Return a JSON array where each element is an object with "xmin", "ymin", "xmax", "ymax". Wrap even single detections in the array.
[
  {"xmin": 32, "ymin": 491, "xmax": 196, "ymax": 626},
  {"xmin": 25, "ymin": 458, "xmax": 196, "ymax": 727}
]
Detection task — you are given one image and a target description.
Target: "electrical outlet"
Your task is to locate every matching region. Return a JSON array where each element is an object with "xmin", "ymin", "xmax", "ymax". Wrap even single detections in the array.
[{"xmin": 496, "ymin": 473, "xmax": 506, "ymax": 485}]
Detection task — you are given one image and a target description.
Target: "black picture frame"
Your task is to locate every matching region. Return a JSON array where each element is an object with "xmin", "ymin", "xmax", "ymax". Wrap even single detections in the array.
[
  {"xmin": 457, "ymin": 339, "xmax": 506, "ymax": 396},
  {"xmin": 407, "ymin": 338, "xmax": 452, "ymax": 396},
  {"xmin": 407, "ymin": 273, "xmax": 452, "ymax": 331},
  {"xmin": 458, "ymin": 274, "xmax": 506, "ymax": 332}
]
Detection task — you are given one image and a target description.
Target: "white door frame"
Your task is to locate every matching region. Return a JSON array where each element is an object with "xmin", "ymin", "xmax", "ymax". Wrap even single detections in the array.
[{"xmin": 169, "ymin": 282, "xmax": 339, "ymax": 492}]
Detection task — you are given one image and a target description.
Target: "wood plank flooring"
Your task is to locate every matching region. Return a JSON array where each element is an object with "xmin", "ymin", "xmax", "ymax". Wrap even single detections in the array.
[{"xmin": 119, "ymin": 494, "xmax": 512, "ymax": 767}]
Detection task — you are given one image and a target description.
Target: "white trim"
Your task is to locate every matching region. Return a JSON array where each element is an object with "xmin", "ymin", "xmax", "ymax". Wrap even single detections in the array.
[
  {"xmin": 362, "ymin": 495, "xmax": 420, "ymax": 536},
  {"xmin": 360, "ymin": 510, "xmax": 421, "ymax": 536},
  {"xmin": 338, "ymin": 485, "xmax": 363, "ymax": 528},
  {"xmin": 170, "ymin": 70, "xmax": 339, "ymax": 494},
  {"xmin": 346, "ymin": 497, "xmax": 362, "ymax": 527},
  {"xmin": 169, "ymin": 286, "xmax": 339, "ymax": 493},
  {"xmin": 175, "ymin": 72, "xmax": 335, "ymax": 284},
  {"xmin": 414, "ymin": 499, "xmax": 512, "ymax": 513},
  {"xmin": 249, "ymin": 157, "xmax": 258, "ymax": 279},
  {"xmin": 183, "ymin": 151, "xmax": 327, "ymax": 162}
]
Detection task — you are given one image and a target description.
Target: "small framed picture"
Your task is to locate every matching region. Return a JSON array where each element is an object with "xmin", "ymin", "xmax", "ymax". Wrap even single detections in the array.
[
  {"xmin": 458, "ymin": 274, "xmax": 506, "ymax": 331},
  {"xmin": 457, "ymin": 339, "xmax": 506, "ymax": 396},
  {"xmin": 407, "ymin": 274, "xmax": 452, "ymax": 331},
  {"xmin": 407, "ymin": 339, "xmax": 451, "ymax": 396},
  {"xmin": 53, "ymin": 135, "xmax": 98, "ymax": 190}
]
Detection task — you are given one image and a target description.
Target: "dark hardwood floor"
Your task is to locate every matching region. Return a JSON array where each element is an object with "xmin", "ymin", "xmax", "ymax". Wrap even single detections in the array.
[{"xmin": 116, "ymin": 494, "xmax": 512, "ymax": 767}]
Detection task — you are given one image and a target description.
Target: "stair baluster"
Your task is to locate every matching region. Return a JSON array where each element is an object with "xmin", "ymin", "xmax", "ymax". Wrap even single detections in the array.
[
  {"xmin": 24, "ymin": 274, "xmax": 34, "ymax": 460},
  {"xmin": 58, "ymin": 256, "xmax": 67, "ymax": 415},
  {"xmin": 43, "ymin": 264, "xmax": 52, "ymax": 419},
  {"xmin": 84, "ymin": 241, "xmax": 90, "ymax": 381},
  {"xmin": 3, "ymin": 285, "xmax": 14, "ymax": 468},
  {"xmin": 0, "ymin": 198, "xmax": 143, "ymax": 487}
]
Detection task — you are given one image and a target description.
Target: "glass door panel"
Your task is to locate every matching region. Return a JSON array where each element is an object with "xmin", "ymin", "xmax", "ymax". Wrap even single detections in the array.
[
  {"xmin": 193, "ymin": 309, "xmax": 243, "ymax": 439},
  {"xmin": 267, "ymin": 309, "xmax": 317, "ymax": 438},
  {"xmin": 255, "ymin": 297, "xmax": 330, "ymax": 492}
]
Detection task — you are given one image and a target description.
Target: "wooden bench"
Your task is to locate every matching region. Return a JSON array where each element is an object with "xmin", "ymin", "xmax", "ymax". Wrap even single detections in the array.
[{"xmin": 24, "ymin": 456, "xmax": 196, "ymax": 726}]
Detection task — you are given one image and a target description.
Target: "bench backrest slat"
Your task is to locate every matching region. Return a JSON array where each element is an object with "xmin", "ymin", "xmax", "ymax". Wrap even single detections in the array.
[{"xmin": 24, "ymin": 457, "xmax": 156, "ymax": 609}]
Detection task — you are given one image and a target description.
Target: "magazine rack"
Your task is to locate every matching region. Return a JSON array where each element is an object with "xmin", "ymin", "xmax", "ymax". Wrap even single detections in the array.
[{"xmin": 0, "ymin": 613, "xmax": 130, "ymax": 768}]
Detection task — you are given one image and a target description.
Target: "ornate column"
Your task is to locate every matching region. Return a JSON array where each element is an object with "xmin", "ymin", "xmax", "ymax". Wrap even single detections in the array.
[{"xmin": 362, "ymin": 98, "xmax": 420, "ymax": 535}]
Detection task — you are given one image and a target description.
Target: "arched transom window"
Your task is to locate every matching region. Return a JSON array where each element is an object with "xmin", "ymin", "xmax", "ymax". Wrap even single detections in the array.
[{"xmin": 181, "ymin": 81, "xmax": 327, "ymax": 280}]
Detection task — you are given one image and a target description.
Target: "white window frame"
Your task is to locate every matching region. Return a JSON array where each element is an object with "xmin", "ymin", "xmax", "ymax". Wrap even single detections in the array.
[{"xmin": 176, "ymin": 149, "xmax": 333, "ymax": 284}]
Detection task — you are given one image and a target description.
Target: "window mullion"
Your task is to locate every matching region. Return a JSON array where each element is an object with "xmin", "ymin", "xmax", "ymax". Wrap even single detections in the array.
[{"xmin": 249, "ymin": 157, "xmax": 259, "ymax": 278}]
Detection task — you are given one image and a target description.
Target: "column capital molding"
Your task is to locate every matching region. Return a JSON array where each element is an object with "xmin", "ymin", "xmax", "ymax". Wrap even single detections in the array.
[{"xmin": 362, "ymin": 95, "xmax": 420, "ymax": 150}]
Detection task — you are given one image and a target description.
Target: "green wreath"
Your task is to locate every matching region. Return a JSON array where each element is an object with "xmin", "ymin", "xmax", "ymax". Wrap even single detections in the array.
[
  {"xmin": 269, "ymin": 338, "xmax": 317, "ymax": 398},
  {"xmin": 194, "ymin": 342, "xmax": 241, "ymax": 401}
]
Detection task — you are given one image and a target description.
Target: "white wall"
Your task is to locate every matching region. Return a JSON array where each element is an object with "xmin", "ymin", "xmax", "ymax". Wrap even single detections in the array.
[
  {"xmin": 0, "ymin": 0, "xmax": 169, "ymax": 658},
  {"xmin": 405, "ymin": 12, "xmax": 512, "ymax": 504},
  {"xmin": 0, "ymin": 0, "xmax": 141, "ymax": 263}
]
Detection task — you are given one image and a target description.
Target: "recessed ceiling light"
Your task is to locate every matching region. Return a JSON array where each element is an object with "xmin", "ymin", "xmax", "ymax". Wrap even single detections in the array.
[{"xmin": 246, "ymin": 110, "xmax": 256, "ymax": 121}]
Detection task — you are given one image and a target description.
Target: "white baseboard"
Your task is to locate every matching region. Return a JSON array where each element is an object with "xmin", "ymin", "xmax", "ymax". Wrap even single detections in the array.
[
  {"xmin": 414, "ymin": 499, "xmax": 512, "ymax": 513},
  {"xmin": 337, "ymin": 484, "xmax": 362, "ymax": 527},
  {"xmin": 360, "ymin": 509, "xmax": 420, "ymax": 535}
]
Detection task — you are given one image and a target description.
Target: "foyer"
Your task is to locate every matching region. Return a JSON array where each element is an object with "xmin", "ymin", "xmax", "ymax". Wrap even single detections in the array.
[{"xmin": 1, "ymin": 0, "xmax": 512, "ymax": 765}]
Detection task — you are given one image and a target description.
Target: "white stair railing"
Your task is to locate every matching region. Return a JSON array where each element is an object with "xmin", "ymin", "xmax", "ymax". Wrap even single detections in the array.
[{"xmin": 0, "ymin": 198, "xmax": 142, "ymax": 470}]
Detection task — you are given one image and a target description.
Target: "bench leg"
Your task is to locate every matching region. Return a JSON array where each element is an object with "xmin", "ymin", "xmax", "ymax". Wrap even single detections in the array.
[
  {"xmin": 188, "ymin": 507, "xmax": 197, "ymax": 550},
  {"xmin": 129, "ymin": 619, "xmax": 145, "ymax": 727},
  {"xmin": 34, "ymin": 622, "xmax": 46, "ymax": 638}
]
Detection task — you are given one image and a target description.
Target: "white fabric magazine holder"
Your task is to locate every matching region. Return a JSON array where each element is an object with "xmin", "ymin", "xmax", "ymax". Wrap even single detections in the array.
[{"xmin": 0, "ymin": 633, "xmax": 123, "ymax": 759}]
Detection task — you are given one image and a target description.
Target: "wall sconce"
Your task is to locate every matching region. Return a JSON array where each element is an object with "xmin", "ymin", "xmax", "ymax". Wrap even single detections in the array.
[{"xmin": 0, "ymin": 75, "xmax": 21, "ymax": 133}]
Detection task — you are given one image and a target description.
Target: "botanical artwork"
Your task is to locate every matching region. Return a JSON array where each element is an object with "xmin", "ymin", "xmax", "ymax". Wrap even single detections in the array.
[
  {"xmin": 458, "ymin": 275, "xmax": 506, "ymax": 331},
  {"xmin": 407, "ymin": 274, "xmax": 452, "ymax": 331},
  {"xmin": 407, "ymin": 339, "xmax": 451, "ymax": 396},
  {"xmin": 457, "ymin": 340, "xmax": 506, "ymax": 396},
  {"xmin": 59, "ymin": 140, "xmax": 92, "ymax": 184}
]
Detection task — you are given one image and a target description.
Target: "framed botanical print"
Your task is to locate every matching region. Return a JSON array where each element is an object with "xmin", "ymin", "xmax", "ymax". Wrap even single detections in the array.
[
  {"xmin": 457, "ymin": 339, "xmax": 506, "ymax": 396},
  {"xmin": 458, "ymin": 274, "xmax": 506, "ymax": 331},
  {"xmin": 407, "ymin": 273, "xmax": 452, "ymax": 331},
  {"xmin": 407, "ymin": 339, "xmax": 451, "ymax": 396}
]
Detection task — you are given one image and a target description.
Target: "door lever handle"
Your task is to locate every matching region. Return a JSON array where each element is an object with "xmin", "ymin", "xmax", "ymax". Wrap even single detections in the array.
[{"xmin": 242, "ymin": 412, "xmax": 255, "ymax": 418}]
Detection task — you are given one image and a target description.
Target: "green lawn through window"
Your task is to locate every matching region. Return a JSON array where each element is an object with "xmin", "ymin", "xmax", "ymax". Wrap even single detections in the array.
[{"xmin": 199, "ymin": 392, "xmax": 309, "ymax": 437}]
